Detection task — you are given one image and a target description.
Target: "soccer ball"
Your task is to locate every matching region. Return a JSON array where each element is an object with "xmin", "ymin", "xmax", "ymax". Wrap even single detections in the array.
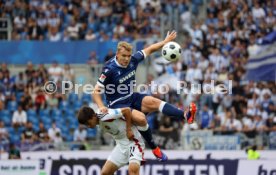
[{"xmin": 162, "ymin": 41, "xmax": 182, "ymax": 62}]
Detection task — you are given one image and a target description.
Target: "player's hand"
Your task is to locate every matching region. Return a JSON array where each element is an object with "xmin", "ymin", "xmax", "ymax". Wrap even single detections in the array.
[
  {"xmin": 164, "ymin": 31, "xmax": 177, "ymax": 43},
  {"xmin": 127, "ymin": 129, "xmax": 134, "ymax": 140},
  {"xmin": 99, "ymin": 106, "xmax": 108, "ymax": 113}
]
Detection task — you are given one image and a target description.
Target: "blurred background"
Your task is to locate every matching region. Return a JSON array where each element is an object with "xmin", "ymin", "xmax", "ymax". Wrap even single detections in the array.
[{"xmin": 0, "ymin": 0, "xmax": 275, "ymax": 174}]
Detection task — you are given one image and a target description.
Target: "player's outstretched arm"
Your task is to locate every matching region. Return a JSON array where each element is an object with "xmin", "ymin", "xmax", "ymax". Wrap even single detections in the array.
[
  {"xmin": 121, "ymin": 107, "xmax": 134, "ymax": 140},
  {"xmin": 92, "ymin": 84, "xmax": 108, "ymax": 113},
  {"xmin": 143, "ymin": 31, "xmax": 177, "ymax": 57}
]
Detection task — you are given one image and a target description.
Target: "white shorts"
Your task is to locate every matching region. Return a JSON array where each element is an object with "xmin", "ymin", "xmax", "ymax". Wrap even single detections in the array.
[{"xmin": 108, "ymin": 140, "xmax": 145, "ymax": 168}]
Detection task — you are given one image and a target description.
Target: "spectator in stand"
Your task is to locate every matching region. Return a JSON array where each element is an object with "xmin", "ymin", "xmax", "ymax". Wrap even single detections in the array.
[
  {"xmin": 67, "ymin": 20, "xmax": 80, "ymax": 40},
  {"xmin": 13, "ymin": 14, "xmax": 26, "ymax": 33},
  {"xmin": 48, "ymin": 61, "xmax": 63, "ymax": 82},
  {"xmin": 25, "ymin": 61, "xmax": 35, "ymax": 84},
  {"xmin": 27, "ymin": 18, "xmax": 43, "ymax": 40},
  {"xmin": 221, "ymin": 108, "xmax": 242, "ymax": 132},
  {"xmin": 19, "ymin": 88, "xmax": 33, "ymax": 110},
  {"xmin": 104, "ymin": 49, "xmax": 115, "ymax": 63},
  {"xmin": 21, "ymin": 122, "xmax": 36, "ymax": 144},
  {"xmin": 36, "ymin": 122, "xmax": 49, "ymax": 143},
  {"xmin": 85, "ymin": 29, "xmax": 97, "ymax": 41},
  {"xmin": 15, "ymin": 72, "xmax": 26, "ymax": 92},
  {"xmin": 0, "ymin": 63, "xmax": 10, "ymax": 76},
  {"xmin": 87, "ymin": 51, "xmax": 99, "ymax": 74},
  {"xmin": 199, "ymin": 105, "xmax": 214, "ymax": 129},
  {"xmin": 0, "ymin": 92, "xmax": 5, "ymax": 110},
  {"xmin": 62, "ymin": 63, "xmax": 75, "ymax": 82},
  {"xmin": 48, "ymin": 27, "xmax": 62, "ymax": 42},
  {"xmin": 35, "ymin": 88, "xmax": 46, "ymax": 112},
  {"xmin": 159, "ymin": 116, "xmax": 176, "ymax": 133},
  {"xmin": 48, "ymin": 121, "xmax": 62, "ymax": 143},
  {"xmin": 37, "ymin": 64, "xmax": 48, "ymax": 82},
  {"xmin": 12, "ymin": 105, "xmax": 27, "ymax": 128},
  {"xmin": 0, "ymin": 121, "xmax": 9, "ymax": 145},
  {"xmin": 185, "ymin": 61, "xmax": 203, "ymax": 83},
  {"xmin": 73, "ymin": 125, "xmax": 87, "ymax": 142},
  {"xmin": 47, "ymin": 93, "xmax": 58, "ymax": 110}
]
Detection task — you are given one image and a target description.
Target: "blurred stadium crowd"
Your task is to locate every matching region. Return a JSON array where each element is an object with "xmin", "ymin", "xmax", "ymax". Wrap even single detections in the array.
[
  {"xmin": 0, "ymin": 0, "xmax": 180, "ymax": 41},
  {"xmin": 0, "ymin": 0, "xmax": 275, "ymax": 151},
  {"xmin": 149, "ymin": 0, "xmax": 276, "ymax": 148}
]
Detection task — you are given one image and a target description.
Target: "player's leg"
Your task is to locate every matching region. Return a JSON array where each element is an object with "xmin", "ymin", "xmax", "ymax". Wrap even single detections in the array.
[
  {"xmin": 104, "ymin": 145, "xmax": 127, "ymax": 174},
  {"xmin": 128, "ymin": 140, "xmax": 144, "ymax": 174},
  {"xmin": 128, "ymin": 162, "xmax": 140, "ymax": 175},
  {"xmin": 131, "ymin": 110, "xmax": 156, "ymax": 149},
  {"xmin": 131, "ymin": 109, "xmax": 168, "ymax": 162},
  {"xmin": 141, "ymin": 96, "xmax": 197, "ymax": 124},
  {"xmin": 101, "ymin": 160, "xmax": 119, "ymax": 175}
]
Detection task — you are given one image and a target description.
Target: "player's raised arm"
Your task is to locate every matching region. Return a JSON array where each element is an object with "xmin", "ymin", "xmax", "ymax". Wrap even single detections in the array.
[
  {"xmin": 121, "ymin": 107, "xmax": 134, "ymax": 140},
  {"xmin": 143, "ymin": 31, "xmax": 177, "ymax": 57},
  {"xmin": 92, "ymin": 84, "xmax": 108, "ymax": 113}
]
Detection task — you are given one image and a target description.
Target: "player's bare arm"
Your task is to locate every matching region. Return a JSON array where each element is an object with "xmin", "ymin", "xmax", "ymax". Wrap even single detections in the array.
[
  {"xmin": 143, "ymin": 31, "xmax": 177, "ymax": 57},
  {"xmin": 121, "ymin": 107, "xmax": 134, "ymax": 140},
  {"xmin": 92, "ymin": 84, "xmax": 108, "ymax": 113}
]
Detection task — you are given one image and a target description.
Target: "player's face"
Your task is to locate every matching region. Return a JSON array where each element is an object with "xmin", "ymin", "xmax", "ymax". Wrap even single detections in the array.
[
  {"xmin": 85, "ymin": 116, "xmax": 98, "ymax": 128},
  {"xmin": 116, "ymin": 48, "xmax": 132, "ymax": 67}
]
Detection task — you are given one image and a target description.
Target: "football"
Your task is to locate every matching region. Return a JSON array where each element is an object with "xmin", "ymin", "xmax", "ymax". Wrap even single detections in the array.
[{"xmin": 161, "ymin": 41, "xmax": 182, "ymax": 62}]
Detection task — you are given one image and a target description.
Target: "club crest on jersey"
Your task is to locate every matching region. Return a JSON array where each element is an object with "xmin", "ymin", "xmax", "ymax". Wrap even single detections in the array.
[{"xmin": 99, "ymin": 74, "xmax": 106, "ymax": 82}]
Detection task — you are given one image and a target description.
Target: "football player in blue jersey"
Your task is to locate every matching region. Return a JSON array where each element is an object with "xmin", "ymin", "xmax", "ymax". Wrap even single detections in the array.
[{"xmin": 93, "ymin": 31, "xmax": 197, "ymax": 162}]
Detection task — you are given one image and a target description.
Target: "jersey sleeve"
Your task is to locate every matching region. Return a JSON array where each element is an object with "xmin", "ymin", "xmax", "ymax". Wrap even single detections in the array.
[
  {"xmin": 98, "ymin": 108, "xmax": 123, "ymax": 121},
  {"xmin": 97, "ymin": 66, "xmax": 112, "ymax": 88},
  {"xmin": 132, "ymin": 50, "xmax": 146, "ymax": 64}
]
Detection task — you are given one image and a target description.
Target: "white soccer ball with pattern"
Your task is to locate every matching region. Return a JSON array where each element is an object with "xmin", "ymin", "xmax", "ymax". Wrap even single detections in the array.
[{"xmin": 161, "ymin": 41, "xmax": 182, "ymax": 62}]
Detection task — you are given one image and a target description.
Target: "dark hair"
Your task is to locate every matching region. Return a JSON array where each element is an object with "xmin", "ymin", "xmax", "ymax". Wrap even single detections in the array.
[{"xmin": 77, "ymin": 106, "xmax": 95, "ymax": 125}]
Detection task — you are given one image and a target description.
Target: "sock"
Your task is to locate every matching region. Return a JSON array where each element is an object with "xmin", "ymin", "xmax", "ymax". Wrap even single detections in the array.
[
  {"xmin": 159, "ymin": 101, "xmax": 184, "ymax": 121},
  {"xmin": 137, "ymin": 124, "xmax": 157, "ymax": 149}
]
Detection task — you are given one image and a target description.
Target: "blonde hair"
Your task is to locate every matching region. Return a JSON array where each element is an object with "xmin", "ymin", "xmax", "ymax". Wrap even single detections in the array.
[{"xmin": 117, "ymin": 41, "xmax": 133, "ymax": 52}]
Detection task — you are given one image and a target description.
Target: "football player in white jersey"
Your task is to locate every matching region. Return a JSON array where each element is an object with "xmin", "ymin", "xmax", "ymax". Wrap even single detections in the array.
[{"xmin": 77, "ymin": 106, "xmax": 145, "ymax": 175}]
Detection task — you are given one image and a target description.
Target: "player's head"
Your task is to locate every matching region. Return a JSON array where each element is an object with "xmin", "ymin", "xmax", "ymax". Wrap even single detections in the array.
[
  {"xmin": 77, "ymin": 106, "xmax": 98, "ymax": 128},
  {"xmin": 116, "ymin": 41, "xmax": 132, "ymax": 67}
]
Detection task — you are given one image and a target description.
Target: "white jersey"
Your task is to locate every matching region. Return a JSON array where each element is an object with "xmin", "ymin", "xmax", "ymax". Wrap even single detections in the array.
[
  {"xmin": 96, "ymin": 108, "xmax": 145, "ymax": 167},
  {"xmin": 97, "ymin": 109, "xmax": 144, "ymax": 147}
]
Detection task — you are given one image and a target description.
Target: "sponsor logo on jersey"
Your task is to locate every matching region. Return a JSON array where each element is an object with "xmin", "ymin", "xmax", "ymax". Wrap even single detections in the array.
[{"xmin": 119, "ymin": 70, "xmax": 135, "ymax": 83}]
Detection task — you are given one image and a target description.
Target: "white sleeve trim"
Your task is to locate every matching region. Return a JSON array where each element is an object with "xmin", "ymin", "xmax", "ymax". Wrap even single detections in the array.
[
  {"xmin": 99, "ymin": 108, "xmax": 123, "ymax": 121},
  {"xmin": 141, "ymin": 50, "xmax": 147, "ymax": 58},
  {"xmin": 97, "ymin": 81, "xmax": 105, "ymax": 88}
]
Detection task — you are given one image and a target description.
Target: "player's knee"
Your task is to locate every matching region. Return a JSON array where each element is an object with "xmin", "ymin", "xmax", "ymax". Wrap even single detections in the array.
[
  {"xmin": 137, "ymin": 116, "xmax": 147, "ymax": 126},
  {"xmin": 128, "ymin": 166, "xmax": 139, "ymax": 175}
]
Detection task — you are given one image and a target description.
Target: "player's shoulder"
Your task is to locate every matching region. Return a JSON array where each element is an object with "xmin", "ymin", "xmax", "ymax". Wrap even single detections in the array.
[
  {"xmin": 132, "ymin": 50, "xmax": 146, "ymax": 57},
  {"xmin": 103, "ymin": 58, "xmax": 117, "ymax": 72},
  {"xmin": 105, "ymin": 57, "xmax": 116, "ymax": 66}
]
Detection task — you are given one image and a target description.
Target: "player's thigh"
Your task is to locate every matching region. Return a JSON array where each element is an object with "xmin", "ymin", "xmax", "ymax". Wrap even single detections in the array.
[
  {"xmin": 131, "ymin": 109, "xmax": 147, "ymax": 126},
  {"xmin": 101, "ymin": 160, "xmax": 119, "ymax": 175},
  {"xmin": 108, "ymin": 145, "xmax": 128, "ymax": 168},
  {"xmin": 141, "ymin": 96, "xmax": 162, "ymax": 113},
  {"xmin": 128, "ymin": 162, "xmax": 140, "ymax": 175}
]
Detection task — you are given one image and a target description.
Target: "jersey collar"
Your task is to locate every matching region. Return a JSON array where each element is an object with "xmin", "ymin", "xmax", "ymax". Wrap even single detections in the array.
[{"xmin": 114, "ymin": 56, "xmax": 127, "ymax": 68}]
